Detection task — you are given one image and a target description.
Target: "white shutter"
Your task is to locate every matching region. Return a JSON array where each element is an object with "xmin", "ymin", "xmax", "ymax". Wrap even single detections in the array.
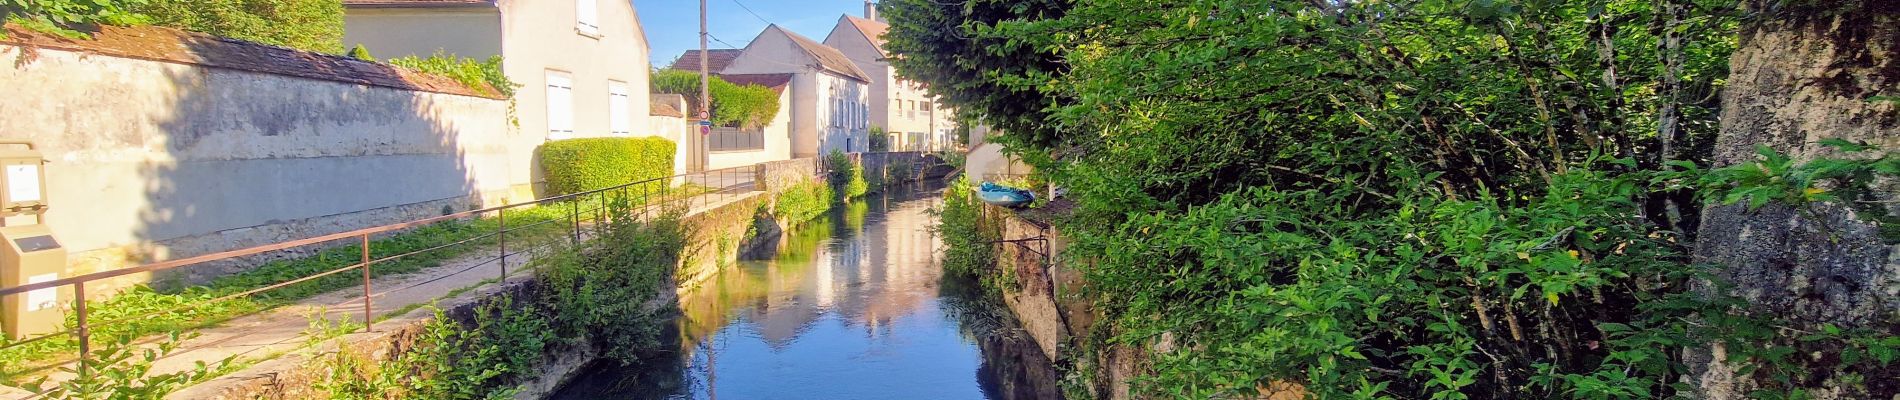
[
  {"xmin": 576, "ymin": 0, "xmax": 599, "ymax": 35},
  {"xmin": 546, "ymin": 71, "xmax": 574, "ymax": 139},
  {"xmin": 609, "ymin": 81, "xmax": 630, "ymax": 136}
]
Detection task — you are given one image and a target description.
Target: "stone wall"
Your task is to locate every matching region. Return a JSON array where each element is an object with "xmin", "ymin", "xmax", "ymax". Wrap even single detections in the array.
[{"xmin": 0, "ymin": 25, "xmax": 544, "ymax": 290}]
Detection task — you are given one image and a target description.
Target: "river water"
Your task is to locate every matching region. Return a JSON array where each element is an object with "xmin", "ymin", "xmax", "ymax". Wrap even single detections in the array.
[{"xmin": 548, "ymin": 184, "xmax": 1063, "ymax": 400}]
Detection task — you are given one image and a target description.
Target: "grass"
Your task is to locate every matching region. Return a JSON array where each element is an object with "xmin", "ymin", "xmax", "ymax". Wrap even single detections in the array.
[{"xmin": 0, "ymin": 202, "xmax": 590, "ymax": 380}]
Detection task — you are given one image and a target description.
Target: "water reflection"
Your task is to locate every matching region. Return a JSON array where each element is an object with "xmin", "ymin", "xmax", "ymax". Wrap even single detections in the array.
[{"xmin": 550, "ymin": 183, "xmax": 1063, "ymax": 400}]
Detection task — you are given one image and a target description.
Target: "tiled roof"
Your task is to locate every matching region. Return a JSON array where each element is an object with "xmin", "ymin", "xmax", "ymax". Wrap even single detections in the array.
[
  {"xmin": 0, "ymin": 23, "xmax": 501, "ymax": 99},
  {"xmin": 668, "ymin": 49, "xmax": 741, "ymax": 73},
  {"xmin": 843, "ymin": 16, "xmax": 889, "ymax": 58},
  {"xmin": 719, "ymin": 73, "xmax": 794, "ymax": 93},
  {"xmin": 342, "ymin": 0, "xmax": 493, "ymax": 8},
  {"xmin": 651, "ymin": 93, "xmax": 685, "ymax": 117},
  {"xmin": 772, "ymin": 25, "xmax": 871, "ymax": 83}
]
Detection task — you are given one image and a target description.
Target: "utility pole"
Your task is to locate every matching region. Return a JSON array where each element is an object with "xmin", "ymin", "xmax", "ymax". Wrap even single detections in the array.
[{"xmin": 697, "ymin": 0, "xmax": 712, "ymax": 173}]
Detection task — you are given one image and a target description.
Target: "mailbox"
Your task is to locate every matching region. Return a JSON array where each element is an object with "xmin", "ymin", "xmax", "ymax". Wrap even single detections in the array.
[{"xmin": 0, "ymin": 140, "xmax": 66, "ymax": 340}]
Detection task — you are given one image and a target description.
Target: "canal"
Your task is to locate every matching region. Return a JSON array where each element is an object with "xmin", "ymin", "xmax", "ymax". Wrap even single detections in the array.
[{"xmin": 549, "ymin": 183, "xmax": 1063, "ymax": 400}]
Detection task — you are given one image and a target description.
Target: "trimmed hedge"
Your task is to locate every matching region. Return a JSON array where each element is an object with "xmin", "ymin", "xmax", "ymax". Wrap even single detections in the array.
[{"xmin": 538, "ymin": 137, "xmax": 676, "ymax": 197}]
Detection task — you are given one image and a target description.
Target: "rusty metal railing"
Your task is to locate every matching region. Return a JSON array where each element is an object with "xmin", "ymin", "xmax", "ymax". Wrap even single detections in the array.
[{"xmin": 0, "ymin": 162, "xmax": 774, "ymax": 376}]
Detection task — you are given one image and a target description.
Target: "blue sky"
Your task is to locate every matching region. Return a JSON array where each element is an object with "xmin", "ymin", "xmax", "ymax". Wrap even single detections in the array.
[{"xmin": 634, "ymin": 0, "xmax": 874, "ymax": 68}]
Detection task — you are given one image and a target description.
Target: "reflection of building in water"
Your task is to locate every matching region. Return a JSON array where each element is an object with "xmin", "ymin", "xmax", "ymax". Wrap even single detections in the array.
[{"xmin": 675, "ymin": 188, "xmax": 948, "ymax": 353}]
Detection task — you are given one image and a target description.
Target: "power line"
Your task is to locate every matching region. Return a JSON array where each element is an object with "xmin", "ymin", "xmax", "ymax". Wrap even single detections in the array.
[
  {"xmin": 729, "ymin": 0, "xmax": 773, "ymax": 25},
  {"xmin": 707, "ymin": 33, "xmax": 744, "ymax": 49}
]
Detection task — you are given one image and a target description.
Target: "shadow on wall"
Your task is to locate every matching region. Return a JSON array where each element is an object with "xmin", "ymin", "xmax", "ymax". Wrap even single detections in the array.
[{"xmin": 0, "ymin": 24, "xmax": 499, "ymax": 290}]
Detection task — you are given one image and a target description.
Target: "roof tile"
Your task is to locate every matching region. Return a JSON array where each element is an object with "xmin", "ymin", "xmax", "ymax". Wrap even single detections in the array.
[
  {"xmin": 772, "ymin": 25, "xmax": 871, "ymax": 83},
  {"xmin": 668, "ymin": 49, "xmax": 742, "ymax": 73},
  {"xmin": 0, "ymin": 23, "xmax": 500, "ymax": 98}
]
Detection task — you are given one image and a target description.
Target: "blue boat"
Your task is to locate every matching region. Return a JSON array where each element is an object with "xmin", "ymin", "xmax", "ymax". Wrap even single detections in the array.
[{"xmin": 977, "ymin": 182, "xmax": 1036, "ymax": 208}]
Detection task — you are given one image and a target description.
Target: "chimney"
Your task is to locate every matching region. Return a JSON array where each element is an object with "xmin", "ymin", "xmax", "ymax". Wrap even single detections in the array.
[{"xmin": 864, "ymin": 1, "xmax": 878, "ymax": 21}]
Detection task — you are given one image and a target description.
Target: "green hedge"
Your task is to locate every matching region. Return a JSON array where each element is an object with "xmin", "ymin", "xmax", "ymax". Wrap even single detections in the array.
[
  {"xmin": 651, "ymin": 70, "xmax": 780, "ymax": 129},
  {"xmin": 538, "ymin": 137, "xmax": 676, "ymax": 197}
]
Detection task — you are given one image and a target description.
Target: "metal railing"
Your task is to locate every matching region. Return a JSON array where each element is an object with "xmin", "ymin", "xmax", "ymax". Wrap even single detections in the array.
[{"xmin": 0, "ymin": 162, "xmax": 774, "ymax": 375}]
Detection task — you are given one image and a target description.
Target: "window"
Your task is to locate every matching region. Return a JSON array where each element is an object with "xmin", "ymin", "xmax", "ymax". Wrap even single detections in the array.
[
  {"xmin": 576, "ymin": 0, "xmax": 600, "ymax": 36},
  {"xmin": 608, "ymin": 81, "xmax": 630, "ymax": 136},
  {"xmin": 546, "ymin": 71, "xmax": 574, "ymax": 139}
]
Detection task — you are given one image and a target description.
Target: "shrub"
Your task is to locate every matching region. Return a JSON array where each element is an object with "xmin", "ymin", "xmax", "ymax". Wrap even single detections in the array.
[
  {"xmin": 869, "ymin": 126, "xmax": 890, "ymax": 152},
  {"xmin": 137, "ymin": 0, "xmax": 343, "ymax": 53},
  {"xmin": 934, "ymin": 177, "xmax": 998, "ymax": 280},
  {"xmin": 538, "ymin": 137, "xmax": 676, "ymax": 197},
  {"xmin": 388, "ymin": 51, "xmax": 516, "ymax": 98},
  {"xmin": 824, "ymin": 150, "xmax": 868, "ymax": 201},
  {"xmin": 774, "ymin": 180, "xmax": 833, "ymax": 226},
  {"xmin": 651, "ymin": 69, "xmax": 780, "ymax": 128},
  {"xmin": 347, "ymin": 44, "xmax": 372, "ymax": 61}
]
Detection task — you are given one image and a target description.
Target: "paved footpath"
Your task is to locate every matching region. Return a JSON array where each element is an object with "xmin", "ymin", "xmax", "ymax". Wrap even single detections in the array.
[{"xmin": 0, "ymin": 178, "xmax": 763, "ymax": 399}]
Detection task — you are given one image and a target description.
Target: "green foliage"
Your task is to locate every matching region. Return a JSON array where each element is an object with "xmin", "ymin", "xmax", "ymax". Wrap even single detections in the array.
[
  {"xmin": 534, "ymin": 213, "xmax": 685, "ymax": 363},
  {"xmin": 320, "ymin": 206, "xmax": 685, "ymax": 398},
  {"xmin": 887, "ymin": 158, "xmax": 916, "ymax": 186},
  {"xmin": 0, "ymin": 0, "xmax": 149, "ymax": 38},
  {"xmin": 16, "ymin": 332, "xmax": 225, "ymax": 399},
  {"xmin": 869, "ymin": 126, "xmax": 891, "ymax": 152},
  {"xmin": 319, "ymin": 300, "xmax": 547, "ymax": 400},
  {"xmin": 388, "ymin": 51, "xmax": 517, "ymax": 98},
  {"xmin": 876, "ymin": 0, "xmax": 1869, "ymax": 397},
  {"xmin": 0, "ymin": 206, "xmax": 572, "ymax": 378},
  {"xmin": 934, "ymin": 177, "xmax": 999, "ymax": 280},
  {"xmin": 880, "ymin": 0, "xmax": 1071, "ymax": 148},
  {"xmin": 537, "ymin": 137, "xmax": 677, "ymax": 197},
  {"xmin": 346, "ymin": 44, "xmax": 372, "ymax": 61},
  {"xmin": 825, "ymin": 150, "xmax": 868, "ymax": 201},
  {"xmin": 136, "ymin": 0, "xmax": 342, "ymax": 53},
  {"xmin": 774, "ymin": 179, "xmax": 834, "ymax": 226},
  {"xmin": 651, "ymin": 69, "xmax": 781, "ymax": 128}
]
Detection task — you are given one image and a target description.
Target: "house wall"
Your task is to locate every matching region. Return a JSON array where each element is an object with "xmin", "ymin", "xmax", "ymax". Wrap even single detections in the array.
[
  {"xmin": 722, "ymin": 27, "xmax": 868, "ymax": 159},
  {"xmin": 343, "ymin": 8, "xmax": 504, "ymax": 59},
  {"xmin": 344, "ymin": 0, "xmax": 663, "ymax": 192},
  {"xmin": 496, "ymin": 0, "xmax": 656, "ymax": 181},
  {"xmin": 824, "ymin": 20, "xmax": 938, "ymax": 151},
  {"xmin": 815, "ymin": 72, "xmax": 869, "ymax": 156},
  {"xmin": 0, "ymin": 43, "xmax": 520, "ymax": 288},
  {"xmin": 708, "ymin": 89, "xmax": 795, "ymax": 170}
]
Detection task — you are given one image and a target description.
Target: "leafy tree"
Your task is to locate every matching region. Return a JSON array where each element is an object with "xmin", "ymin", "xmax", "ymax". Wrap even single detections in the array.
[
  {"xmin": 879, "ymin": 0, "xmax": 1073, "ymax": 149},
  {"xmin": 881, "ymin": 0, "xmax": 1889, "ymax": 398}
]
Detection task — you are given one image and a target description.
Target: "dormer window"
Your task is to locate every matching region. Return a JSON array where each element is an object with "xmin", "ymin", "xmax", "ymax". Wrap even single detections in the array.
[{"xmin": 576, "ymin": 0, "xmax": 600, "ymax": 37}]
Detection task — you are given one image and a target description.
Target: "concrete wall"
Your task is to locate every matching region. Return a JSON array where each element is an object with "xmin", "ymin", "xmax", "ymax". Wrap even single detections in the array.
[
  {"xmin": 0, "ymin": 43, "xmax": 522, "ymax": 287},
  {"xmin": 343, "ymin": 8, "xmax": 504, "ymax": 59},
  {"xmin": 707, "ymin": 89, "xmax": 794, "ymax": 170}
]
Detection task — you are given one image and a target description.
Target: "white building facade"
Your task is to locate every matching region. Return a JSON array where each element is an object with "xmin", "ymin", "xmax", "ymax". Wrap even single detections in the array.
[{"xmin": 720, "ymin": 25, "xmax": 872, "ymax": 158}]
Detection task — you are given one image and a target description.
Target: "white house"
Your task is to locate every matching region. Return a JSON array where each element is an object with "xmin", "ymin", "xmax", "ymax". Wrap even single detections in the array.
[
  {"xmin": 824, "ymin": 3, "xmax": 958, "ymax": 151},
  {"xmin": 342, "ymin": 0, "xmax": 667, "ymax": 188},
  {"xmin": 718, "ymin": 25, "xmax": 872, "ymax": 158}
]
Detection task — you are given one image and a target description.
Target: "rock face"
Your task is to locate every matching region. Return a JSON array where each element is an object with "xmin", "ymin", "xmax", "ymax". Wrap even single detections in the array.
[{"xmin": 1690, "ymin": 2, "xmax": 1899, "ymax": 398}]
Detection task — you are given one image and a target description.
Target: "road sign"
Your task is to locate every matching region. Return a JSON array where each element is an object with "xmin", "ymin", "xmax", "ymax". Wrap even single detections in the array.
[{"xmin": 698, "ymin": 120, "xmax": 712, "ymax": 126}]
